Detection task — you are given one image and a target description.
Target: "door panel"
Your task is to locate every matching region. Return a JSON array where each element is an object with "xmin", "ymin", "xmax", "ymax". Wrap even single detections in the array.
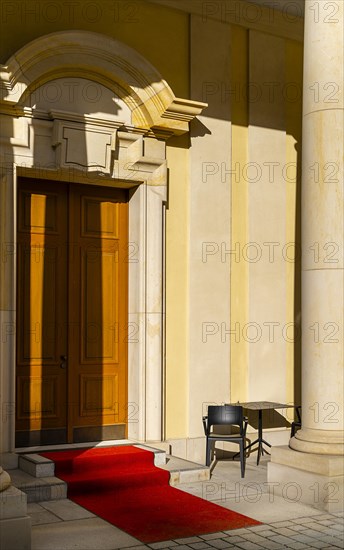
[
  {"xmin": 69, "ymin": 186, "xmax": 128, "ymax": 442},
  {"xmin": 16, "ymin": 180, "xmax": 128, "ymax": 446},
  {"xmin": 16, "ymin": 181, "xmax": 68, "ymax": 446}
]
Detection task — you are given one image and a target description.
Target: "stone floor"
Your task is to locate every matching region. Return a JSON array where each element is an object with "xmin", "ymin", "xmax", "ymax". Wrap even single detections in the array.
[{"xmin": 27, "ymin": 454, "xmax": 344, "ymax": 550}]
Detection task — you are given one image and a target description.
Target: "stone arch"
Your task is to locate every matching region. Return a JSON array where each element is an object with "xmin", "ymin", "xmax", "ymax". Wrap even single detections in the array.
[{"xmin": 1, "ymin": 30, "xmax": 205, "ymax": 134}]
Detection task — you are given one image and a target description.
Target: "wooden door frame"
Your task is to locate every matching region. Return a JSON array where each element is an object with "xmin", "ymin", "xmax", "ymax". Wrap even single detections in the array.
[{"xmin": 14, "ymin": 180, "xmax": 130, "ymax": 446}]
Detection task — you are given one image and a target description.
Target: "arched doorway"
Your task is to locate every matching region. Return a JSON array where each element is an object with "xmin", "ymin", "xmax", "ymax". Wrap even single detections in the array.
[{"xmin": 0, "ymin": 30, "xmax": 206, "ymax": 452}]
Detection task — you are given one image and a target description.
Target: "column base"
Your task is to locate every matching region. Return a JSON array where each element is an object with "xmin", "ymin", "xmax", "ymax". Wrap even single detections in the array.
[
  {"xmin": 0, "ymin": 486, "xmax": 31, "ymax": 549},
  {"xmin": 0, "ymin": 452, "xmax": 19, "ymax": 470},
  {"xmin": 268, "ymin": 446, "xmax": 344, "ymax": 513},
  {"xmin": 290, "ymin": 428, "xmax": 344, "ymax": 455},
  {"xmin": 0, "ymin": 468, "xmax": 11, "ymax": 491}
]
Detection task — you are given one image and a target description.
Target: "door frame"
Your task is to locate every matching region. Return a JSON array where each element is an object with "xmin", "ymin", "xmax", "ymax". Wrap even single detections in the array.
[
  {"xmin": 0, "ymin": 142, "xmax": 168, "ymax": 453},
  {"xmin": 15, "ymin": 180, "xmax": 130, "ymax": 446},
  {"xmin": 3, "ymin": 160, "xmax": 166, "ymax": 450}
]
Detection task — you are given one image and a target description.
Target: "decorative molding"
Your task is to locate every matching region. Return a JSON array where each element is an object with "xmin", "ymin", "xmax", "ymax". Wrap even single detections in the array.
[
  {"xmin": 161, "ymin": 97, "xmax": 207, "ymax": 122},
  {"xmin": 0, "ymin": 31, "xmax": 207, "ymax": 136},
  {"xmin": 0, "ymin": 102, "xmax": 32, "ymax": 117},
  {"xmin": 131, "ymin": 158, "xmax": 166, "ymax": 173},
  {"xmin": 147, "ymin": 0, "xmax": 304, "ymax": 42},
  {"xmin": 50, "ymin": 110, "xmax": 125, "ymax": 130}
]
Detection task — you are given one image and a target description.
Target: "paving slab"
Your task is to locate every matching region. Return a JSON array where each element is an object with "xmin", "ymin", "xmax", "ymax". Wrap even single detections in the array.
[
  {"xmin": 29, "ymin": 508, "xmax": 62, "ymax": 526},
  {"xmin": 208, "ymin": 493, "xmax": 322, "ymax": 523},
  {"xmin": 32, "ymin": 517, "xmax": 141, "ymax": 549},
  {"xmin": 148, "ymin": 541, "xmax": 178, "ymax": 549},
  {"xmin": 40, "ymin": 499, "xmax": 95, "ymax": 520},
  {"xmin": 206, "ymin": 538, "xmax": 235, "ymax": 548}
]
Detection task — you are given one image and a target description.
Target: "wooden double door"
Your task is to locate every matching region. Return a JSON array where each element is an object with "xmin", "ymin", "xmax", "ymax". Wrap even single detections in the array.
[{"xmin": 16, "ymin": 179, "xmax": 128, "ymax": 446}]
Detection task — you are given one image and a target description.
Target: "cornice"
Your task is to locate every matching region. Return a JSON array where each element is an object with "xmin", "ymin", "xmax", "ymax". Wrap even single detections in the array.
[
  {"xmin": 162, "ymin": 97, "xmax": 208, "ymax": 122},
  {"xmin": 147, "ymin": 0, "xmax": 304, "ymax": 42}
]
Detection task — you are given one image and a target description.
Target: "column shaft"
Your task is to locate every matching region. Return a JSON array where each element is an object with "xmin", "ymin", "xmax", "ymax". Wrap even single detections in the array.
[
  {"xmin": 268, "ymin": 0, "xmax": 344, "ymax": 512},
  {"xmin": 290, "ymin": 0, "xmax": 344, "ymax": 454}
]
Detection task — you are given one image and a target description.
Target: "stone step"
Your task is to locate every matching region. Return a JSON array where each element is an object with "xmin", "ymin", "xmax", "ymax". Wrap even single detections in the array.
[
  {"xmin": 19, "ymin": 453, "xmax": 55, "ymax": 478},
  {"xmin": 132, "ymin": 445, "xmax": 210, "ymax": 484},
  {"xmin": 133, "ymin": 444, "xmax": 166, "ymax": 466},
  {"xmin": 159, "ymin": 455, "xmax": 210, "ymax": 485},
  {"xmin": 9, "ymin": 468, "xmax": 67, "ymax": 503},
  {"xmin": 17, "ymin": 442, "xmax": 166, "ymax": 478},
  {"xmin": 11, "ymin": 444, "xmax": 206, "ymax": 504}
]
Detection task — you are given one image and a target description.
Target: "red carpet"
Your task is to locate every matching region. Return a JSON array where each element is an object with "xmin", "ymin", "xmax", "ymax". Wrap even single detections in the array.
[{"xmin": 41, "ymin": 445, "xmax": 260, "ymax": 543}]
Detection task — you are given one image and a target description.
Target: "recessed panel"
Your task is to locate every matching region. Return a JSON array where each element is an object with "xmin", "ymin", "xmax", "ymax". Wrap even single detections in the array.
[
  {"xmin": 17, "ymin": 376, "xmax": 59, "ymax": 419},
  {"xmin": 21, "ymin": 246, "xmax": 57, "ymax": 362},
  {"xmin": 63, "ymin": 127, "xmax": 111, "ymax": 169},
  {"xmin": 80, "ymin": 374, "xmax": 119, "ymax": 417},
  {"xmin": 21, "ymin": 192, "xmax": 58, "ymax": 233},
  {"xmin": 82, "ymin": 197, "xmax": 119, "ymax": 237},
  {"xmin": 81, "ymin": 248, "xmax": 119, "ymax": 361}
]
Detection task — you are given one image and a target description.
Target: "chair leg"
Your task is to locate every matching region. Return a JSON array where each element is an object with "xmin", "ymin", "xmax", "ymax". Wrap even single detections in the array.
[
  {"xmin": 240, "ymin": 441, "xmax": 245, "ymax": 478},
  {"xmin": 291, "ymin": 422, "xmax": 301, "ymax": 438},
  {"xmin": 206, "ymin": 439, "xmax": 212, "ymax": 466}
]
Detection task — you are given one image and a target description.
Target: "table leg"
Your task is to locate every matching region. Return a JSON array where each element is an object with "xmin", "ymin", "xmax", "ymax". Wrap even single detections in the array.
[{"xmin": 233, "ymin": 409, "xmax": 272, "ymax": 465}]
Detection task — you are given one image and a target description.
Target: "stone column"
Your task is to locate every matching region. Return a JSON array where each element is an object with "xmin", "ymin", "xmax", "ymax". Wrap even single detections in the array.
[{"xmin": 268, "ymin": 0, "xmax": 344, "ymax": 512}]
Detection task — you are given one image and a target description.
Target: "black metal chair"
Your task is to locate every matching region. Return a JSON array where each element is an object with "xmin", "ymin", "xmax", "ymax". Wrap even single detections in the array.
[
  {"xmin": 291, "ymin": 406, "xmax": 302, "ymax": 437},
  {"xmin": 202, "ymin": 405, "xmax": 248, "ymax": 478}
]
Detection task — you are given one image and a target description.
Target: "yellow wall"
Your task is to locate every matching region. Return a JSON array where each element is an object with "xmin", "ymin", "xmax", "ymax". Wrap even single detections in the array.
[
  {"xmin": 230, "ymin": 25, "xmax": 249, "ymax": 402},
  {"xmin": 229, "ymin": 28, "xmax": 303, "ymax": 411},
  {"xmin": 0, "ymin": 0, "xmax": 189, "ymax": 98}
]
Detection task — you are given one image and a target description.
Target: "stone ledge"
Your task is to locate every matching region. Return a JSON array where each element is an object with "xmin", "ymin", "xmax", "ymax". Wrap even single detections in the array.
[
  {"xmin": 19, "ymin": 454, "xmax": 55, "ymax": 478},
  {"xmin": 271, "ymin": 445, "xmax": 344, "ymax": 477},
  {"xmin": 268, "ymin": 461, "xmax": 344, "ymax": 513},
  {"xmin": 9, "ymin": 470, "xmax": 67, "ymax": 503},
  {"xmin": 159, "ymin": 455, "xmax": 210, "ymax": 485},
  {"xmin": 132, "ymin": 444, "xmax": 167, "ymax": 466}
]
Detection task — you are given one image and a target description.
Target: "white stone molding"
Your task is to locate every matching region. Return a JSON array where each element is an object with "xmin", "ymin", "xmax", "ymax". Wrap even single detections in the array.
[{"xmin": 0, "ymin": 164, "xmax": 17, "ymax": 459}]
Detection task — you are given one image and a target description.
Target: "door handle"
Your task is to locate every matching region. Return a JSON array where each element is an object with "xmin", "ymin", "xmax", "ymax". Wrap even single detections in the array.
[{"xmin": 60, "ymin": 355, "xmax": 67, "ymax": 369}]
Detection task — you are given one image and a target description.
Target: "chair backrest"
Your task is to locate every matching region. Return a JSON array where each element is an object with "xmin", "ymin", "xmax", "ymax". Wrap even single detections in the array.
[{"xmin": 207, "ymin": 405, "xmax": 244, "ymax": 433}]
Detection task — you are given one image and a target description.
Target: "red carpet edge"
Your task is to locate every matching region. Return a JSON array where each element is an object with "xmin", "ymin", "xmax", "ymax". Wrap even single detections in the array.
[{"xmin": 41, "ymin": 445, "xmax": 261, "ymax": 543}]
